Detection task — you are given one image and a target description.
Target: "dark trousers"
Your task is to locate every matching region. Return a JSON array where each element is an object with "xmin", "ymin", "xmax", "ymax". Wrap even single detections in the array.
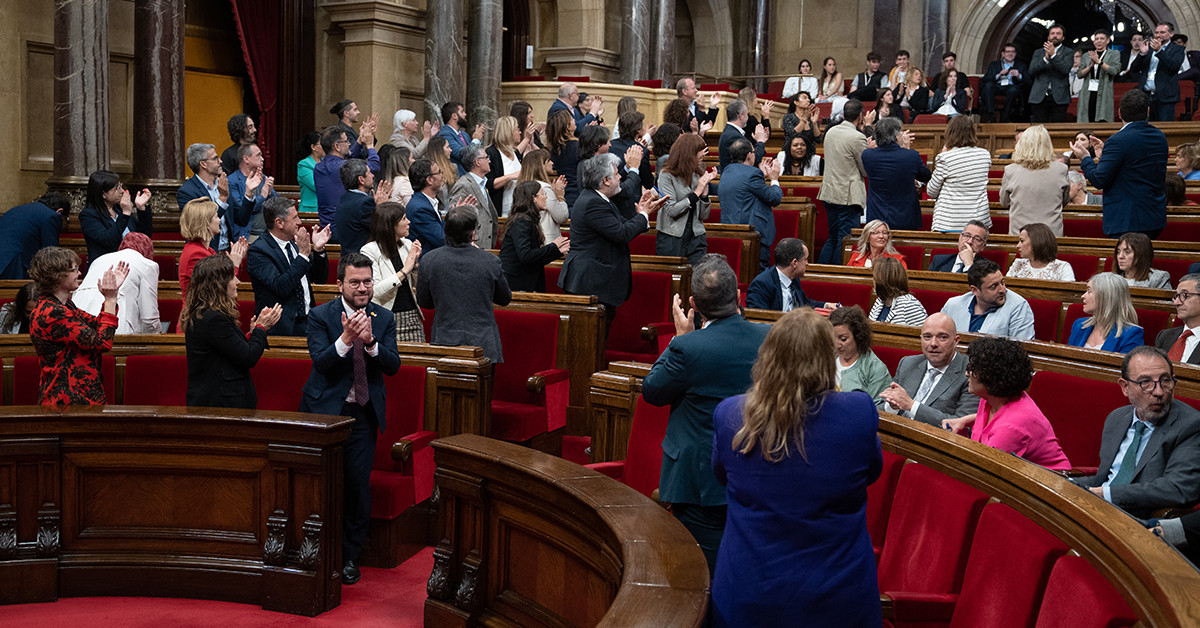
[
  {"xmin": 1030, "ymin": 99, "xmax": 1068, "ymax": 122},
  {"xmin": 1152, "ymin": 99, "xmax": 1178, "ymax": 122},
  {"xmin": 342, "ymin": 401, "xmax": 378, "ymax": 563},
  {"xmin": 818, "ymin": 202, "xmax": 862, "ymax": 264},
  {"xmin": 980, "ymin": 82, "xmax": 1023, "ymax": 120},
  {"xmin": 672, "ymin": 502, "xmax": 727, "ymax": 577}
]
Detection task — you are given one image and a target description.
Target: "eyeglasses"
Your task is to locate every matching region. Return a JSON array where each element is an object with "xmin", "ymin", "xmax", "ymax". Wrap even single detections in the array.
[
  {"xmin": 1126, "ymin": 376, "xmax": 1177, "ymax": 392},
  {"xmin": 1173, "ymin": 291, "xmax": 1197, "ymax": 302},
  {"xmin": 960, "ymin": 233, "xmax": 987, "ymax": 244},
  {"xmin": 344, "ymin": 279, "xmax": 373, "ymax": 288}
]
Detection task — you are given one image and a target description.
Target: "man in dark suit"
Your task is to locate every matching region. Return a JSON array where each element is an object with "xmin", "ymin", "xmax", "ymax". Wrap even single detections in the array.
[
  {"xmin": 1073, "ymin": 347, "xmax": 1200, "ymax": 519},
  {"xmin": 717, "ymin": 99, "xmax": 766, "ymax": 172},
  {"xmin": 558, "ymin": 153, "xmax": 666, "ymax": 332},
  {"xmin": 879, "ymin": 313, "xmax": 979, "ymax": 425},
  {"xmin": 1142, "ymin": 22, "xmax": 1187, "ymax": 121},
  {"xmin": 0, "ymin": 190, "xmax": 70, "ymax": 280},
  {"xmin": 1155, "ymin": 274, "xmax": 1200, "ymax": 366},
  {"xmin": 642, "ymin": 255, "xmax": 771, "ymax": 574},
  {"xmin": 720, "ymin": 138, "xmax": 782, "ymax": 269},
  {"xmin": 437, "ymin": 101, "xmax": 484, "ymax": 175},
  {"xmin": 299, "ymin": 251, "xmax": 401, "ymax": 585},
  {"xmin": 929, "ymin": 220, "xmax": 990, "ymax": 273},
  {"xmin": 980, "ymin": 43, "xmax": 1028, "ymax": 122},
  {"xmin": 1028, "ymin": 23, "xmax": 1074, "ymax": 122},
  {"xmin": 335, "ymin": 158, "xmax": 390, "ymax": 255},
  {"xmin": 745, "ymin": 239, "xmax": 836, "ymax": 311},
  {"xmin": 406, "ymin": 159, "xmax": 448, "ymax": 250},
  {"xmin": 609, "ymin": 112, "xmax": 654, "ymax": 190},
  {"xmin": 677, "ymin": 77, "xmax": 720, "ymax": 130},
  {"xmin": 177, "ymin": 142, "xmax": 246, "ymax": 251},
  {"xmin": 247, "ymin": 197, "xmax": 331, "ymax": 336},
  {"xmin": 547, "ymin": 82, "xmax": 604, "ymax": 136},
  {"xmin": 1118, "ymin": 33, "xmax": 1149, "ymax": 84},
  {"xmin": 861, "ymin": 117, "xmax": 931, "ymax": 230},
  {"xmin": 1072, "ymin": 89, "xmax": 1168, "ymax": 238},
  {"xmin": 416, "ymin": 206, "xmax": 512, "ymax": 364}
]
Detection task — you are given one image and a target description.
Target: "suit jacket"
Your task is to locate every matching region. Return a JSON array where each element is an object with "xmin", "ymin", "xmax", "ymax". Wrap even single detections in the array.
[
  {"xmin": 1120, "ymin": 48, "xmax": 1150, "ymax": 85},
  {"xmin": 1028, "ymin": 44, "xmax": 1074, "ymax": 105},
  {"xmin": 861, "ymin": 143, "xmax": 932, "ymax": 230},
  {"xmin": 1067, "ymin": 317, "xmax": 1144, "ymax": 353},
  {"xmin": 928, "ymin": 253, "xmax": 965, "ymax": 273},
  {"xmin": 717, "ymin": 123, "xmax": 764, "ymax": 172},
  {"xmin": 686, "ymin": 101, "xmax": 719, "ymax": 129},
  {"xmin": 0, "ymin": 202, "xmax": 61, "ymax": 280},
  {"xmin": 718, "ymin": 163, "xmax": 782, "ymax": 267},
  {"xmin": 77, "ymin": 204, "xmax": 154, "ymax": 264},
  {"xmin": 744, "ymin": 266, "xmax": 822, "ymax": 311},
  {"xmin": 226, "ymin": 168, "xmax": 277, "ymax": 240},
  {"xmin": 185, "ymin": 309, "xmax": 269, "ymax": 409},
  {"xmin": 547, "ymin": 98, "xmax": 598, "ymax": 137},
  {"xmin": 314, "ymin": 148, "xmax": 378, "ymax": 233},
  {"xmin": 499, "ymin": 215, "xmax": 561, "ymax": 292},
  {"xmin": 448, "ymin": 173, "xmax": 499, "ymax": 249},
  {"xmin": 1143, "ymin": 42, "xmax": 1186, "ymax": 102},
  {"xmin": 1076, "ymin": 48, "xmax": 1121, "ymax": 122},
  {"xmin": 1079, "ymin": 121, "xmax": 1168, "ymax": 236},
  {"xmin": 609, "ymin": 137, "xmax": 654, "ymax": 190},
  {"xmin": 1074, "ymin": 401, "xmax": 1200, "ymax": 518},
  {"xmin": 416, "ymin": 244, "xmax": 512, "ymax": 363},
  {"xmin": 176, "ymin": 175, "xmax": 244, "ymax": 251},
  {"xmin": 298, "ymin": 299, "xmax": 400, "ymax": 430},
  {"xmin": 558, "ymin": 188, "xmax": 649, "ymax": 308},
  {"xmin": 981, "ymin": 60, "xmax": 1029, "ymax": 90},
  {"xmin": 437, "ymin": 124, "xmax": 475, "ymax": 175},
  {"xmin": 1156, "ymin": 326, "xmax": 1200, "ymax": 366},
  {"xmin": 643, "ymin": 315, "xmax": 771, "ymax": 506},
  {"xmin": 246, "ymin": 233, "xmax": 329, "ymax": 336},
  {"xmin": 406, "ymin": 191, "xmax": 445, "ymax": 251},
  {"xmin": 817, "ymin": 121, "xmax": 868, "ymax": 207},
  {"xmin": 889, "ymin": 353, "xmax": 978, "ymax": 426},
  {"xmin": 334, "ymin": 190, "xmax": 375, "ymax": 255}
]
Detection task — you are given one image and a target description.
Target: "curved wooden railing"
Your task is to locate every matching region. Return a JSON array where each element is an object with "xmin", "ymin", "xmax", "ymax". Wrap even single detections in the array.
[
  {"xmin": 0, "ymin": 406, "xmax": 351, "ymax": 616},
  {"xmin": 424, "ymin": 434, "xmax": 708, "ymax": 628}
]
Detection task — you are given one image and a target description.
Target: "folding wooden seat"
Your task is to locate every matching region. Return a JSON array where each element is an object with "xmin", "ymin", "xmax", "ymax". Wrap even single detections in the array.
[
  {"xmin": 586, "ymin": 396, "xmax": 670, "ymax": 498},
  {"xmin": 1034, "ymin": 554, "xmax": 1137, "ymax": 628},
  {"xmin": 1027, "ymin": 371, "xmax": 1128, "ymax": 475},
  {"xmin": 491, "ymin": 309, "xmax": 569, "ymax": 449},
  {"xmin": 866, "ymin": 452, "xmax": 907, "ymax": 561},
  {"xmin": 123, "ymin": 355, "xmax": 188, "ymax": 405}
]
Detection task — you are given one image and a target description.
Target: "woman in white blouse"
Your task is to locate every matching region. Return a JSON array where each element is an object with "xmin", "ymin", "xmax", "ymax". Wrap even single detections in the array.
[
  {"xmin": 782, "ymin": 59, "xmax": 819, "ymax": 99},
  {"xmin": 517, "ymin": 149, "xmax": 569, "ymax": 243},
  {"xmin": 1006, "ymin": 223, "xmax": 1076, "ymax": 281},
  {"xmin": 868, "ymin": 257, "xmax": 928, "ymax": 326},
  {"xmin": 927, "ymin": 115, "xmax": 991, "ymax": 232}
]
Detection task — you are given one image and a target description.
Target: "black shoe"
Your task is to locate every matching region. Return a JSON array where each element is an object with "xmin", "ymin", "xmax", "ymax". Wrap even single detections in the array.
[{"xmin": 342, "ymin": 560, "xmax": 361, "ymax": 585}]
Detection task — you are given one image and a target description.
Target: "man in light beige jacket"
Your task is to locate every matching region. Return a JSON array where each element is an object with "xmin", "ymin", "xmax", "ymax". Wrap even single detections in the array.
[{"xmin": 816, "ymin": 99, "xmax": 868, "ymax": 264}]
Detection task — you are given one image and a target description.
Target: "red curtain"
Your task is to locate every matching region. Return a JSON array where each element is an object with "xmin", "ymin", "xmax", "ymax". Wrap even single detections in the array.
[{"xmin": 229, "ymin": 0, "xmax": 280, "ymax": 173}]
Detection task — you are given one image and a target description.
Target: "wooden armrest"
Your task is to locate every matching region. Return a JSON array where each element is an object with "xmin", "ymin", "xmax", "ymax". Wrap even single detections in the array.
[
  {"xmin": 391, "ymin": 429, "xmax": 438, "ymax": 462},
  {"xmin": 640, "ymin": 322, "xmax": 674, "ymax": 341},
  {"xmin": 527, "ymin": 368, "xmax": 570, "ymax": 393},
  {"xmin": 1151, "ymin": 506, "xmax": 1200, "ymax": 519}
]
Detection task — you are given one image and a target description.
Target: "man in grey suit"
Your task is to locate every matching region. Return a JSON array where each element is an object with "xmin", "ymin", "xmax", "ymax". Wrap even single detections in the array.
[
  {"xmin": 879, "ymin": 313, "xmax": 979, "ymax": 426},
  {"xmin": 1028, "ymin": 23, "xmax": 1073, "ymax": 122},
  {"xmin": 1073, "ymin": 346, "xmax": 1200, "ymax": 518},
  {"xmin": 1155, "ymin": 274, "xmax": 1200, "ymax": 366},
  {"xmin": 448, "ymin": 143, "xmax": 499, "ymax": 249}
]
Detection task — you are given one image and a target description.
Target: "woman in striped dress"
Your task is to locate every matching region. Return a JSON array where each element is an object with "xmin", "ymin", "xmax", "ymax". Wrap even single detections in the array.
[
  {"xmin": 868, "ymin": 257, "xmax": 927, "ymax": 326},
  {"xmin": 927, "ymin": 115, "xmax": 991, "ymax": 232}
]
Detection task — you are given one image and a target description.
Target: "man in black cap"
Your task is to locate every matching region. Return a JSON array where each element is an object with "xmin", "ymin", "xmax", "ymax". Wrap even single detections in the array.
[{"xmin": 332, "ymin": 99, "xmax": 362, "ymax": 146}]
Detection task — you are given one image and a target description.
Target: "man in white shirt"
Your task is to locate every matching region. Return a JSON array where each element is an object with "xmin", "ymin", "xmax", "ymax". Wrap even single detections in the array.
[
  {"xmin": 928, "ymin": 221, "xmax": 990, "ymax": 273},
  {"xmin": 1156, "ymin": 274, "xmax": 1200, "ymax": 365},
  {"xmin": 940, "ymin": 258, "xmax": 1036, "ymax": 340},
  {"xmin": 879, "ymin": 313, "xmax": 979, "ymax": 424},
  {"xmin": 246, "ymin": 197, "xmax": 331, "ymax": 336}
]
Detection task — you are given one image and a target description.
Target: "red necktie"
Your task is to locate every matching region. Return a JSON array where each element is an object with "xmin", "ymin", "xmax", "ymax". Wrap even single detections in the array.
[{"xmin": 1169, "ymin": 329, "xmax": 1193, "ymax": 362}]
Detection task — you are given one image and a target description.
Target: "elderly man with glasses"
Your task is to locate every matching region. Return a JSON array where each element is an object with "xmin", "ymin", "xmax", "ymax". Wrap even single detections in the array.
[
  {"xmin": 1073, "ymin": 346, "xmax": 1200, "ymax": 518},
  {"xmin": 929, "ymin": 220, "xmax": 989, "ymax": 273},
  {"xmin": 1156, "ymin": 273, "xmax": 1200, "ymax": 366}
]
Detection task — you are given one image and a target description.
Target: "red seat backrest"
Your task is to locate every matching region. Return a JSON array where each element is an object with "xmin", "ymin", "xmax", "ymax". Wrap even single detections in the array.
[
  {"xmin": 706, "ymin": 205, "xmax": 722, "ymax": 223},
  {"xmin": 1026, "ymin": 297, "xmax": 1062, "ymax": 342},
  {"xmin": 990, "ymin": 215, "xmax": 1009, "ymax": 234},
  {"xmin": 1157, "ymin": 258, "xmax": 1192, "ymax": 287},
  {"xmin": 1027, "ymin": 371, "xmax": 1128, "ymax": 470},
  {"xmin": 629, "ymin": 233, "xmax": 657, "ymax": 256},
  {"xmin": 873, "ymin": 346, "xmax": 920, "ymax": 375},
  {"xmin": 159, "ymin": 299, "xmax": 183, "ymax": 334},
  {"xmin": 772, "ymin": 208, "xmax": 801, "ymax": 247},
  {"xmin": 1034, "ymin": 555, "xmax": 1138, "ymax": 628},
  {"xmin": 1057, "ymin": 253, "xmax": 1100, "ymax": 280},
  {"xmin": 154, "ymin": 254, "xmax": 178, "ymax": 281},
  {"xmin": 706, "ymin": 237, "xmax": 744, "ymax": 275},
  {"xmin": 1160, "ymin": 220, "xmax": 1200, "ymax": 242},
  {"xmin": 1062, "ymin": 217, "xmax": 1108, "ymax": 239},
  {"xmin": 766, "ymin": 80, "xmax": 786, "ymax": 95},
  {"xmin": 894, "ymin": 245, "xmax": 925, "ymax": 270},
  {"xmin": 622, "ymin": 396, "xmax": 671, "ymax": 498},
  {"xmin": 801, "ymin": 281, "xmax": 871, "ymax": 310},
  {"xmin": 607, "ymin": 271, "xmax": 673, "ymax": 357},
  {"xmin": 13, "ymin": 354, "xmax": 114, "ymax": 405},
  {"xmin": 1137, "ymin": 308, "xmax": 1171, "ymax": 344},
  {"xmin": 123, "ymin": 355, "xmax": 188, "ymax": 405},
  {"xmin": 543, "ymin": 266, "xmax": 564, "ymax": 294},
  {"xmin": 493, "ymin": 309, "xmax": 560, "ymax": 405},
  {"xmin": 910, "ymin": 288, "xmax": 958, "ymax": 314},
  {"xmin": 557, "ymin": 75, "xmax": 590, "ymax": 83},
  {"xmin": 633, "ymin": 79, "xmax": 663, "ymax": 89},
  {"xmin": 866, "ymin": 453, "xmax": 907, "ymax": 552},
  {"xmin": 1060, "ymin": 302, "xmax": 1087, "ymax": 343},
  {"xmin": 237, "ymin": 300, "xmax": 256, "ymax": 331},
  {"xmin": 375, "ymin": 364, "xmax": 428, "ymax": 471},
  {"xmin": 252, "ymin": 357, "xmax": 316, "ymax": 412}
]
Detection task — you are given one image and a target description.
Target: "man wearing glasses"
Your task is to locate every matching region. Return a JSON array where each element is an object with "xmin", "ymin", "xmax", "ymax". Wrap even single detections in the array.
[
  {"xmin": 1155, "ymin": 274, "xmax": 1200, "ymax": 365},
  {"xmin": 314, "ymin": 122, "xmax": 380, "ymax": 238},
  {"xmin": 929, "ymin": 220, "xmax": 989, "ymax": 273},
  {"xmin": 1073, "ymin": 346, "xmax": 1200, "ymax": 518}
]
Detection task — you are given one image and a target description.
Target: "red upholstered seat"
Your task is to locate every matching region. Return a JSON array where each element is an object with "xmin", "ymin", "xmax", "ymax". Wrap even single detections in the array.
[
  {"xmin": 706, "ymin": 237, "xmax": 744, "ymax": 276},
  {"xmin": 802, "ymin": 281, "xmax": 871, "ymax": 310},
  {"xmin": 158, "ymin": 299, "xmax": 183, "ymax": 334},
  {"xmin": 990, "ymin": 215, "xmax": 1009, "ymax": 234},
  {"xmin": 633, "ymin": 79, "xmax": 663, "ymax": 88},
  {"xmin": 873, "ymin": 346, "xmax": 920, "ymax": 375},
  {"xmin": 1034, "ymin": 555, "xmax": 1138, "ymax": 628},
  {"xmin": 706, "ymin": 205, "xmax": 721, "ymax": 223},
  {"xmin": 1026, "ymin": 297, "xmax": 1062, "ymax": 343},
  {"xmin": 13, "ymin": 354, "xmax": 115, "ymax": 405},
  {"xmin": 1027, "ymin": 371, "xmax": 1128, "ymax": 475},
  {"xmin": 605, "ymin": 271, "xmax": 674, "ymax": 365},
  {"xmin": 1063, "ymin": 217, "xmax": 1108, "ymax": 238},
  {"xmin": 921, "ymin": 213, "xmax": 933, "ymax": 231},
  {"xmin": 1137, "ymin": 308, "xmax": 1171, "ymax": 344},
  {"xmin": 699, "ymin": 83, "xmax": 729, "ymax": 92},
  {"xmin": 1059, "ymin": 302, "xmax": 1086, "ymax": 343},
  {"xmin": 123, "ymin": 355, "xmax": 188, "ymax": 405},
  {"xmin": 557, "ymin": 75, "xmax": 590, "ymax": 83},
  {"xmin": 894, "ymin": 245, "xmax": 924, "ymax": 270},
  {"xmin": 772, "ymin": 208, "xmax": 801, "ymax": 248},
  {"xmin": 943, "ymin": 503, "xmax": 1067, "ymax": 627},
  {"xmin": 251, "ymin": 357, "xmax": 316, "ymax": 411},
  {"xmin": 154, "ymin": 254, "xmax": 178, "ymax": 281},
  {"xmin": 877, "ymin": 463, "xmax": 988, "ymax": 620},
  {"xmin": 629, "ymin": 233, "xmax": 657, "ymax": 256},
  {"xmin": 1057, "ymin": 253, "xmax": 1101, "ymax": 280},
  {"xmin": 237, "ymin": 300, "xmax": 256, "ymax": 331},
  {"xmin": 586, "ymin": 396, "xmax": 670, "ymax": 498},
  {"xmin": 986, "ymin": 188, "xmax": 1000, "ymax": 202},
  {"xmin": 1161, "ymin": 219, "xmax": 1200, "ymax": 242},
  {"xmin": 866, "ymin": 452, "xmax": 907, "ymax": 560},
  {"xmin": 371, "ymin": 364, "xmax": 434, "ymax": 520},
  {"xmin": 491, "ymin": 309, "xmax": 569, "ymax": 443},
  {"xmin": 543, "ymin": 266, "xmax": 564, "ymax": 294},
  {"xmin": 912, "ymin": 114, "xmax": 948, "ymax": 124},
  {"xmin": 909, "ymin": 288, "xmax": 958, "ymax": 314},
  {"xmin": 1157, "ymin": 258, "xmax": 1193, "ymax": 287}
]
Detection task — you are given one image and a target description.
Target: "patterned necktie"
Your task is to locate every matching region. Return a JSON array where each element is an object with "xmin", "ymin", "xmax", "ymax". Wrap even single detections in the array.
[
  {"xmin": 1110, "ymin": 421, "xmax": 1147, "ymax": 486},
  {"xmin": 352, "ymin": 338, "xmax": 369, "ymax": 406},
  {"xmin": 1168, "ymin": 329, "xmax": 1193, "ymax": 362},
  {"xmin": 286, "ymin": 242, "xmax": 306, "ymax": 307},
  {"xmin": 914, "ymin": 367, "xmax": 939, "ymax": 405},
  {"xmin": 788, "ymin": 283, "xmax": 804, "ymax": 312}
]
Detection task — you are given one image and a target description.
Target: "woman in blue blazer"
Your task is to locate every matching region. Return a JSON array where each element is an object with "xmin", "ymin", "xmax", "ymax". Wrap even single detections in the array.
[{"xmin": 1067, "ymin": 272, "xmax": 1144, "ymax": 353}]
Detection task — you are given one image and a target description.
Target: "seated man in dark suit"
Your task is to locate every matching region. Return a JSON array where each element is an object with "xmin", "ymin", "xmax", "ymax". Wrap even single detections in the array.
[
  {"xmin": 0, "ymin": 190, "xmax": 70, "ymax": 280},
  {"xmin": 642, "ymin": 254, "xmax": 771, "ymax": 574},
  {"xmin": 717, "ymin": 99, "xmax": 766, "ymax": 172},
  {"xmin": 1072, "ymin": 346, "xmax": 1200, "ymax": 518},
  {"xmin": 980, "ymin": 43, "xmax": 1028, "ymax": 122},
  {"xmin": 719, "ymin": 138, "xmax": 783, "ymax": 270},
  {"xmin": 1155, "ymin": 274, "xmax": 1200, "ymax": 366},
  {"xmin": 246, "ymin": 197, "xmax": 331, "ymax": 336},
  {"xmin": 745, "ymin": 239, "xmax": 836, "ymax": 311},
  {"xmin": 878, "ymin": 313, "xmax": 979, "ymax": 424},
  {"xmin": 299, "ymin": 251, "xmax": 401, "ymax": 585},
  {"xmin": 929, "ymin": 220, "xmax": 990, "ymax": 273},
  {"xmin": 335, "ymin": 158, "xmax": 391, "ymax": 255}
]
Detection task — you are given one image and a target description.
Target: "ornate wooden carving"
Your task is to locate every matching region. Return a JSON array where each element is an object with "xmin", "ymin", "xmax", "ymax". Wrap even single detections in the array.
[
  {"xmin": 427, "ymin": 546, "xmax": 455, "ymax": 601},
  {"xmin": 264, "ymin": 510, "xmax": 288, "ymax": 566},
  {"xmin": 0, "ymin": 514, "xmax": 15, "ymax": 559},
  {"xmin": 298, "ymin": 515, "xmax": 321, "ymax": 570},
  {"xmin": 36, "ymin": 512, "xmax": 59, "ymax": 557},
  {"xmin": 453, "ymin": 559, "xmax": 481, "ymax": 612}
]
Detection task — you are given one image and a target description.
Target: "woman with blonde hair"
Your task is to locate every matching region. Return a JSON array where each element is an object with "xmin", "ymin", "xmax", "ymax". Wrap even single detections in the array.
[
  {"xmin": 847, "ymin": 220, "xmax": 907, "ymax": 268},
  {"xmin": 486, "ymin": 115, "xmax": 525, "ymax": 217},
  {"xmin": 1175, "ymin": 142, "xmax": 1200, "ymax": 180},
  {"xmin": 710, "ymin": 309, "xmax": 882, "ymax": 627},
  {"xmin": 998, "ymin": 125, "xmax": 1069, "ymax": 236},
  {"xmin": 896, "ymin": 67, "xmax": 932, "ymax": 120},
  {"xmin": 517, "ymin": 149, "xmax": 569, "ymax": 243},
  {"xmin": 928, "ymin": 115, "xmax": 992, "ymax": 231},
  {"xmin": 868, "ymin": 257, "xmax": 927, "ymax": 325},
  {"xmin": 737, "ymin": 87, "xmax": 773, "ymax": 140},
  {"xmin": 178, "ymin": 198, "xmax": 247, "ymax": 297},
  {"xmin": 1067, "ymin": 272, "xmax": 1144, "ymax": 352}
]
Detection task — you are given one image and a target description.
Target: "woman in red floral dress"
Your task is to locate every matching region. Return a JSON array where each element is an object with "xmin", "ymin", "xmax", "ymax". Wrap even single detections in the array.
[{"xmin": 28, "ymin": 247, "xmax": 128, "ymax": 405}]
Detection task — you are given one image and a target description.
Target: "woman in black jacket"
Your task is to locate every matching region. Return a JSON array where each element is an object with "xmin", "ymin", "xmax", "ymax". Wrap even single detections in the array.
[
  {"xmin": 78, "ymin": 170, "xmax": 154, "ymax": 263},
  {"xmin": 499, "ymin": 181, "xmax": 569, "ymax": 292},
  {"xmin": 182, "ymin": 255, "xmax": 281, "ymax": 409}
]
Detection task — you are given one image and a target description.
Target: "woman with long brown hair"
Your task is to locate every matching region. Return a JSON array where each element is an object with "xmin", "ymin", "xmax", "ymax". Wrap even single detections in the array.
[
  {"xmin": 546, "ymin": 109, "xmax": 582, "ymax": 207},
  {"xmin": 656, "ymin": 133, "xmax": 716, "ymax": 264},
  {"xmin": 427, "ymin": 135, "xmax": 458, "ymax": 212},
  {"xmin": 710, "ymin": 308, "xmax": 882, "ymax": 627},
  {"xmin": 499, "ymin": 181, "xmax": 570, "ymax": 292},
  {"xmin": 517, "ymin": 149, "xmax": 569, "ymax": 243}
]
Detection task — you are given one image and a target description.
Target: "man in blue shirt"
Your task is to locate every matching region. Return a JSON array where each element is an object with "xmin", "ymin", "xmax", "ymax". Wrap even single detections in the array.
[
  {"xmin": 940, "ymin": 258, "xmax": 1035, "ymax": 340},
  {"xmin": 314, "ymin": 121, "xmax": 379, "ymax": 239}
]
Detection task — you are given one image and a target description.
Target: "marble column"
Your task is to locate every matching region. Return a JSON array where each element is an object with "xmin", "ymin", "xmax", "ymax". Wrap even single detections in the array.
[
  {"xmin": 52, "ymin": 0, "xmax": 109, "ymax": 185},
  {"xmin": 619, "ymin": 0, "xmax": 651, "ymax": 84},
  {"xmin": 748, "ymin": 0, "xmax": 770, "ymax": 93},
  {"xmin": 923, "ymin": 0, "xmax": 950, "ymax": 77},
  {"xmin": 873, "ymin": 0, "xmax": 902, "ymax": 66},
  {"xmin": 466, "ymin": 0, "xmax": 503, "ymax": 137},
  {"xmin": 425, "ymin": 0, "xmax": 465, "ymax": 124},
  {"xmin": 132, "ymin": 0, "xmax": 185, "ymax": 211},
  {"xmin": 650, "ymin": 0, "xmax": 676, "ymax": 88}
]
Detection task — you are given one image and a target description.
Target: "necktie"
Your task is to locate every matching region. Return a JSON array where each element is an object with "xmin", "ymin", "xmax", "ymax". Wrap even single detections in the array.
[
  {"xmin": 952, "ymin": 259, "xmax": 964, "ymax": 273},
  {"xmin": 914, "ymin": 367, "xmax": 939, "ymax": 405},
  {"xmin": 285, "ymin": 241, "xmax": 296, "ymax": 263},
  {"xmin": 352, "ymin": 338, "xmax": 370, "ymax": 406},
  {"xmin": 788, "ymin": 283, "xmax": 804, "ymax": 311},
  {"xmin": 1168, "ymin": 329, "xmax": 1193, "ymax": 362},
  {"xmin": 287, "ymin": 242, "xmax": 306, "ymax": 308},
  {"xmin": 1110, "ymin": 421, "xmax": 1147, "ymax": 486}
]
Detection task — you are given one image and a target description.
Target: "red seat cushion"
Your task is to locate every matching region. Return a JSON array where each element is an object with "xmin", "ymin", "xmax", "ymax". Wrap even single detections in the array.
[
  {"xmin": 605, "ymin": 271, "xmax": 673, "ymax": 364},
  {"xmin": 1028, "ymin": 371, "xmax": 1128, "ymax": 473},
  {"xmin": 1026, "ymin": 297, "xmax": 1062, "ymax": 343},
  {"xmin": 123, "ymin": 355, "xmax": 188, "ymax": 405},
  {"xmin": 1034, "ymin": 555, "xmax": 1138, "ymax": 628},
  {"xmin": 910, "ymin": 288, "xmax": 958, "ymax": 314},
  {"xmin": 369, "ymin": 470, "xmax": 417, "ymax": 520},
  {"xmin": 866, "ymin": 452, "xmax": 907, "ymax": 556},
  {"xmin": 491, "ymin": 309, "xmax": 566, "ymax": 440},
  {"xmin": 370, "ymin": 364, "xmax": 434, "ymax": 519},
  {"xmin": 1057, "ymin": 253, "xmax": 1100, "ymax": 281},
  {"xmin": 158, "ymin": 299, "xmax": 183, "ymax": 334},
  {"xmin": 491, "ymin": 400, "xmax": 553, "ymax": 442}
]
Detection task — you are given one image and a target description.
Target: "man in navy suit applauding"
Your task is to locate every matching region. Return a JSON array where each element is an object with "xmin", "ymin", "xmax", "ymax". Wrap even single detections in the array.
[
  {"xmin": 247, "ymin": 197, "xmax": 330, "ymax": 336},
  {"xmin": 745, "ymin": 239, "xmax": 836, "ymax": 311},
  {"xmin": 720, "ymin": 137, "xmax": 782, "ymax": 270},
  {"xmin": 299, "ymin": 252, "xmax": 401, "ymax": 585}
]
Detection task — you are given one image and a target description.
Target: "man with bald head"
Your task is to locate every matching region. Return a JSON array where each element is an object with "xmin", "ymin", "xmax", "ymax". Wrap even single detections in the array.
[{"xmin": 878, "ymin": 313, "xmax": 979, "ymax": 425}]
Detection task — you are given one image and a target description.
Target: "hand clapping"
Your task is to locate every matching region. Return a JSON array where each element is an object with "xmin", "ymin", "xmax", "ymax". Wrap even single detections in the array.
[
  {"xmin": 250, "ymin": 304, "xmax": 283, "ymax": 330},
  {"xmin": 99, "ymin": 261, "xmax": 130, "ymax": 300},
  {"xmin": 340, "ymin": 309, "xmax": 373, "ymax": 345}
]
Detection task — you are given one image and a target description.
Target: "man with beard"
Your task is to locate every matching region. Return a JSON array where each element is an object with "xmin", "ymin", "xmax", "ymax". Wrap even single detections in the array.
[
  {"xmin": 1028, "ymin": 23, "xmax": 1073, "ymax": 122},
  {"xmin": 220, "ymin": 114, "xmax": 257, "ymax": 174},
  {"xmin": 940, "ymin": 258, "xmax": 1035, "ymax": 340},
  {"xmin": 437, "ymin": 101, "xmax": 486, "ymax": 175}
]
